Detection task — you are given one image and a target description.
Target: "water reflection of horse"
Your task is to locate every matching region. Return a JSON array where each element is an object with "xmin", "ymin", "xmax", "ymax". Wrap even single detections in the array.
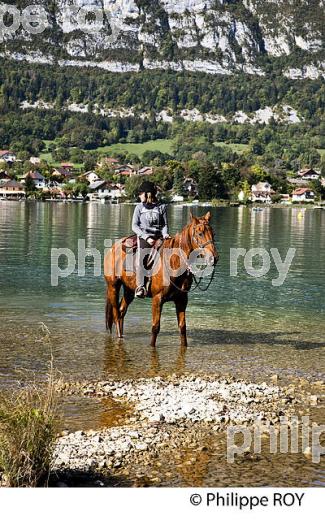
[{"xmin": 104, "ymin": 212, "xmax": 219, "ymax": 347}]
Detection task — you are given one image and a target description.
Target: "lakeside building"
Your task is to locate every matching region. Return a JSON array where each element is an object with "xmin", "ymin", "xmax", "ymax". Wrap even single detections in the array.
[
  {"xmin": 0, "ymin": 180, "xmax": 25, "ymax": 198},
  {"xmin": 292, "ymin": 188, "xmax": 315, "ymax": 203},
  {"xmin": 88, "ymin": 180, "xmax": 125, "ymax": 201},
  {"xmin": 22, "ymin": 171, "xmax": 47, "ymax": 190},
  {"xmin": 251, "ymin": 182, "xmax": 275, "ymax": 203}
]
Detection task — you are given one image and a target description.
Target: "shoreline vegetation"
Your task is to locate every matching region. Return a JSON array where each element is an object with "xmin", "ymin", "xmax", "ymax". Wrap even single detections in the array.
[
  {"xmin": 0, "ymin": 199, "xmax": 324, "ymax": 209},
  {"xmin": 0, "ymin": 368, "xmax": 59, "ymax": 487}
]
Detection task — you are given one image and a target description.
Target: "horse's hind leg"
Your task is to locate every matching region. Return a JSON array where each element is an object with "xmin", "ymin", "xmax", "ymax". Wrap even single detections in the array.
[
  {"xmin": 107, "ymin": 281, "xmax": 122, "ymax": 338},
  {"xmin": 151, "ymin": 294, "xmax": 163, "ymax": 348},
  {"xmin": 118, "ymin": 287, "xmax": 134, "ymax": 337}
]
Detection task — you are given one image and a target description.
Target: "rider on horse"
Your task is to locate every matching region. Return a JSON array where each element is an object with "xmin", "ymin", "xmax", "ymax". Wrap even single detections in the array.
[{"xmin": 132, "ymin": 181, "xmax": 170, "ymax": 298}]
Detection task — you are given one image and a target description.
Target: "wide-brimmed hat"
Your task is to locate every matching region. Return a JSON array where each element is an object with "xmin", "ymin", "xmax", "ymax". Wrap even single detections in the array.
[{"xmin": 138, "ymin": 181, "xmax": 157, "ymax": 195}]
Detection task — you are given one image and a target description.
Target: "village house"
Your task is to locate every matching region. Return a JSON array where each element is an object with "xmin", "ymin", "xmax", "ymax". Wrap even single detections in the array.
[
  {"xmin": 292, "ymin": 188, "xmax": 315, "ymax": 203},
  {"xmin": 138, "ymin": 166, "xmax": 153, "ymax": 176},
  {"xmin": 0, "ymin": 180, "xmax": 25, "ymax": 198},
  {"xmin": 79, "ymin": 171, "xmax": 100, "ymax": 184},
  {"xmin": 172, "ymin": 194, "xmax": 185, "ymax": 202},
  {"xmin": 114, "ymin": 165, "xmax": 135, "ymax": 176},
  {"xmin": 0, "ymin": 171, "xmax": 10, "ymax": 183},
  {"xmin": 183, "ymin": 177, "xmax": 198, "ymax": 197},
  {"xmin": 251, "ymin": 181, "xmax": 275, "ymax": 203},
  {"xmin": 297, "ymin": 168, "xmax": 320, "ymax": 181},
  {"xmin": 52, "ymin": 167, "xmax": 73, "ymax": 179},
  {"xmin": 29, "ymin": 157, "xmax": 41, "ymax": 166},
  {"xmin": 23, "ymin": 171, "xmax": 47, "ymax": 190},
  {"xmin": 97, "ymin": 157, "xmax": 121, "ymax": 168},
  {"xmin": 60, "ymin": 162, "xmax": 74, "ymax": 172},
  {"xmin": 0, "ymin": 150, "xmax": 16, "ymax": 163},
  {"xmin": 280, "ymin": 194, "xmax": 291, "ymax": 204},
  {"xmin": 172, "ymin": 178, "xmax": 198, "ymax": 202},
  {"xmin": 288, "ymin": 168, "xmax": 320, "ymax": 186},
  {"xmin": 43, "ymin": 187, "xmax": 66, "ymax": 200},
  {"xmin": 88, "ymin": 180, "xmax": 125, "ymax": 201}
]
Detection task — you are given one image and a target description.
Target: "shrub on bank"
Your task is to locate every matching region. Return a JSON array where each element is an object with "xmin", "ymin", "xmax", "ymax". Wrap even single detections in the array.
[{"xmin": 0, "ymin": 374, "xmax": 59, "ymax": 487}]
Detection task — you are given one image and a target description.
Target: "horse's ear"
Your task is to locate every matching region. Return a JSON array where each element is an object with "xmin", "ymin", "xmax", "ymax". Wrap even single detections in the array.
[
  {"xmin": 204, "ymin": 211, "xmax": 211, "ymax": 222},
  {"xmin": 189, "ymin": 211, "xmax": 197, "ymax": 222}
]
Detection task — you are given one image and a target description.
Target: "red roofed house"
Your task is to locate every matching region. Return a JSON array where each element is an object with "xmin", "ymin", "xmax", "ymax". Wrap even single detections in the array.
[
  {"xmin": 115, "ymin": 165, "xmax": 135, "ymax": 176},
  {"xmin": 0, "ymin": 150, "xmax": 16, "ymax": 163},
  {"xmin": 292, "ymin": 188, "xmax": 315, "ymax": 203}
]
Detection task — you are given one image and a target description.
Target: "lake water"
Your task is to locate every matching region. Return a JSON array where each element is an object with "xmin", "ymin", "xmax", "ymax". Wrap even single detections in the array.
[
  {"xmin": 0, "ymin": 201, "xmax": 324, "ymax": 486},
  {"xmin": 0, "ymin": 201, "xmax": 324, "ymax": 385}
]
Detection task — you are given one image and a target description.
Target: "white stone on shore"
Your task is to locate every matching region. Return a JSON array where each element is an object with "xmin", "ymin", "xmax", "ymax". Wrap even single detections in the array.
[{"xmin": 52, "ymin": 375, "xmax": 298, "ymax": 473}]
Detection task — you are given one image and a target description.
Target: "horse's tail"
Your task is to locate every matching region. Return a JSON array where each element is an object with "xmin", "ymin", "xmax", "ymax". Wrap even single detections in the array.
[{"xmin": 105, "ymin": 290, "xmax": 114, "ymax": 333}]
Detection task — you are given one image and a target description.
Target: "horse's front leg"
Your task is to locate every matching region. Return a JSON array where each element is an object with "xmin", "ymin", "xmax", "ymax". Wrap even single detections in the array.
[
  {"xmin": 151, "ymin": 294, "xmax": 163, "ymax": 348},
  {"xmin": 175, "ymin": 295, "xmax": 188, "ymax": 347},
  {"xmin": 118, "ymin": 287, "xmax": 134, "ymax": 337}
]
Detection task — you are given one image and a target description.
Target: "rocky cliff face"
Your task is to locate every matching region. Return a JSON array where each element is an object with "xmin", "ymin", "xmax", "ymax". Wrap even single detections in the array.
[{"xmin": 0, "ymin": 0, "xmax": 324, "ymax": 78}]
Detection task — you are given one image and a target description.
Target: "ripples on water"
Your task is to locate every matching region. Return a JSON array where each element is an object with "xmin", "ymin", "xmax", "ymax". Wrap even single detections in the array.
[{"xmin": 0, "ymin": 202, "xmax": 324, "ymax": 486}]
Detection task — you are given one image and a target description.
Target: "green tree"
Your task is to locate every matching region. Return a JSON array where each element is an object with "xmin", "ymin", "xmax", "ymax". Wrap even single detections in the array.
[{"xmin": 24, "ymin": 175, "xmax": 37, "ymax": 198}]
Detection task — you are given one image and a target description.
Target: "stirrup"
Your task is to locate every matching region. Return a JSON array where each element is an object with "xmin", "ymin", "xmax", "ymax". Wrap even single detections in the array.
[{"xmin": 135, "ymin": 286, "xmax": 147, "ymax": 299}]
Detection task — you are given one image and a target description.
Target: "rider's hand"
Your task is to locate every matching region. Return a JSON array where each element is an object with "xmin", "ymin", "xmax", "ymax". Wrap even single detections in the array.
[
  {"xmin": 163, "ymin": 234, "xmax": 171, "ymax": 239},
  {"xmin": 147, "ymin": 238, "xmax": 155, "ymax": 246}
]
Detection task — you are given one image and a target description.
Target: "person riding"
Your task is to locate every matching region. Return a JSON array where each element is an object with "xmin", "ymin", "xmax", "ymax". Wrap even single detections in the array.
[{"xmin": 132, "ymin": 181, "xmax": 170, "ymax": 298}]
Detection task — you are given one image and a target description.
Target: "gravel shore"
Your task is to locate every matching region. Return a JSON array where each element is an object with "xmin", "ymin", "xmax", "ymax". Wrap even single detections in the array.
[{"xmin": 52, "ymin": 375, "xmax": 306, "ymax": 477}]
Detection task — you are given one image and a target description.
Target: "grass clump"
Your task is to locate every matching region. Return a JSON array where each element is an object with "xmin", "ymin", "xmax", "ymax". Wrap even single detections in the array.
[{"xmin": 0, "ymin": 368, "xmax": 59, "ymax": 487}]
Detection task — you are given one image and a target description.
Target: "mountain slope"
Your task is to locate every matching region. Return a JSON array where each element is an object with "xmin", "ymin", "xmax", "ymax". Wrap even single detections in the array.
[{"xmin": 0, "ymin": 0, "xmax": 324, "ymax": 78}]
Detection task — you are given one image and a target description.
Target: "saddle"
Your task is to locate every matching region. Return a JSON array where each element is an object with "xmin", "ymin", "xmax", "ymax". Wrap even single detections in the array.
[
  {"xmin": 121, "ymin": 236, "xmax": 164, "ymax": 262},
  {"xmin": 122, "ymin": 235, "xmax": 138, "ymax": 254}
]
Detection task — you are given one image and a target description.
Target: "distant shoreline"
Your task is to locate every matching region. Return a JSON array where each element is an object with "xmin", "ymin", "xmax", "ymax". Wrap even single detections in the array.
[{"xmin": 1, "ymin": 199, "xmax": 324, "ymax": 210}]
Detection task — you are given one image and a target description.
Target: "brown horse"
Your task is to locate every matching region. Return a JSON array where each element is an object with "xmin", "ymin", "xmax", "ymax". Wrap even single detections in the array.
[{"xmin": 104, "ymin": 211, "xmax": 219, "ymax": 347}]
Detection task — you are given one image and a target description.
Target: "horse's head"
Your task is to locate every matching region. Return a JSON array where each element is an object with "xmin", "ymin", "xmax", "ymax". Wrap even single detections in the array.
[{"xmin": 189, "ymin": 211, "xmax": 219, "ymax": 267}]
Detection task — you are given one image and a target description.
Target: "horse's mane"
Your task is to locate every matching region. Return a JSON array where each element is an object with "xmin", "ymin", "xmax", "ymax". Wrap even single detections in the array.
[
  {"xmin": 163, "ymin": 222, "xmax": 193, "ymax": 252},
  {"xmin": 163, "ymin": 218, "xmax": 214, "ymax": 252}
]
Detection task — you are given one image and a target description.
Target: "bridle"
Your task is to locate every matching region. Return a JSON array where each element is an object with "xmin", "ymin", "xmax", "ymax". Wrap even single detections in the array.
[
  {"xmin": 168, "ymin": 222, "xmax": 218, "ymax": 293},
  {"xmin": 191, "ymin": 224, "xmax": 215, "ymax": 250}
]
